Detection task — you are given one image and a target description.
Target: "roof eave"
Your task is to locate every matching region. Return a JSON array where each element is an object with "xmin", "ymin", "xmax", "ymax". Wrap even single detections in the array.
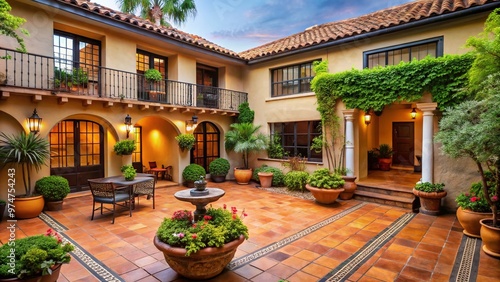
[{"xmin": 246, "ymin": 2, "xmax": 500, "ymax": 65}]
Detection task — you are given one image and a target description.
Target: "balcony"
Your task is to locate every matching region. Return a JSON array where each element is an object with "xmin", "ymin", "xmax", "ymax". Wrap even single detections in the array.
[{"xmin": 0, "ymin": 47, "xmax": 247, "ymax": 111}]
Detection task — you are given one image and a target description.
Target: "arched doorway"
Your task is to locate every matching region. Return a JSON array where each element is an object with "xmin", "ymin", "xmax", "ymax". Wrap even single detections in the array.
[
  {"xmin": 50, "ymin": 120, "xmax": 104, "ymax": 192},
  {"xmin": 191, "ymin": 122, "xmax": 220, "ymax": 171}
]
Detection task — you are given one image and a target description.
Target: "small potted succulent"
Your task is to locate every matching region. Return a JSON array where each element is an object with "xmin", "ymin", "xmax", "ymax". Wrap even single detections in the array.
[
  {"xmin": 175, "ymin": 133, "xmax": 196, "ymax": 152},
  {"xmin": 0, "ymin": 229, "xmax": 74, "ymax": 281},
  {"xmin": 121, "ymin": 164, "xmax": 137, "ymax": 181},
  {"xmin": 305, "ymin": 168, "xmax": 345, "ymax": 204},
  {"xmin": 154, "ymin": 205, "xmax": 248, "ymax": 279},
  {"xmin": 35, "ymin": 175, "xmax": 70, "ymax": 211},
  {"xmin": 412, "ymin": 181, "xmax": 447, "ymax": 215},
  {"xmin": 208, "ymin": 158, "xmax": 230, "ymax": 183},
  {"xmin": 182, "ymin": 164, "xmax": 206, "ymax": 188}
]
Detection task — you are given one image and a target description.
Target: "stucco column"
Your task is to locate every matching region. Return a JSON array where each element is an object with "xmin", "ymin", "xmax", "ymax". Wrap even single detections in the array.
[
  {"xmin": 416, "ymin": 103, "xmax": 437, "ymax": 183},
  {"xmin": 342, "ymin": 109, "xmax": 357, "ymax": 177}
]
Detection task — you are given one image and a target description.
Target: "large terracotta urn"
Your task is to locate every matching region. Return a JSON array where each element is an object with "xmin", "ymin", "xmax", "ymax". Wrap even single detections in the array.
[
  {"xmin": 305, "ymin": 184, "xmax": 345, "ymax": 205},
  {"xmin": 234, "ymin": 168, "xmax": 252, "ymax": 184},
  {"xmin": 14, "ymin": 195, "xmax": 44, "ymax": 219},
  {"xmin": 153, "ymin": 235, "xmax": 245, "ymax": 280},
  {"xmin": 339, "ymin": 176, "xmax": 357, "ymax": 200},
  {"xmin": 479, "ymin": 219, "xmax": 500, "ymax": 258},
  {"xmin": 456, "ymin": 208, "xmax": 493, "ymax": 238}
]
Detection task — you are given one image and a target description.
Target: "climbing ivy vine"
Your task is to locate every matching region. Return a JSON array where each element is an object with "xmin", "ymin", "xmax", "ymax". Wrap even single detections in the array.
[{"xmin": 311, "ymin": 54, "xmax": 475, "ymax": 112}]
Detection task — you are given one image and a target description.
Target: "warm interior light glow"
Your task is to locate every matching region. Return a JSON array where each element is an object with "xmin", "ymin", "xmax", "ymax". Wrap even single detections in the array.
[
  {"xmin": 364, "ymin": 112, "xmax": 371, "ymax": 125},
  {"xmin": 27, "ymin": 109, "xmax": 42, "ymax": 134},
  {"xmin": 124, "ymin": 114, "xmax": 132, "ymax": 138},
  {"xmin": 411, "ymin": 108, "xmax": 417, "ymax": 119}
]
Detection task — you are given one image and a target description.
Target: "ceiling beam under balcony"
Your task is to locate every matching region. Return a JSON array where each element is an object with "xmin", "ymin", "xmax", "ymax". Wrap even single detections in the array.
[
  {"xmin": 32, "ymin": 95, "xmax": 42, "ymax": 103},
  {"xmin": 58, "ymin": 97, "xmax": 68, "ymax": 104}
]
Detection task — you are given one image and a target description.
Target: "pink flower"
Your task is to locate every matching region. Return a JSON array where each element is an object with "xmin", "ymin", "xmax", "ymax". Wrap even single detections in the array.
[
  {"xmin": 492, "ymin": 195, "xmax": 498, "ymax": 202},
  {"xmin": 179, "ymin": 233, "xmax": 185, "ymax": 238},
  {"xmin": 465, "ymin": 193, "xmax": 470, "ymax": 197}
]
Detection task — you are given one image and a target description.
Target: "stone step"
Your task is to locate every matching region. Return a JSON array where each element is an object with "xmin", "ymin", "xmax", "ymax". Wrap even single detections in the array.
[
  {"xmin": 354, "ymin": 187, "xmax": 418, "ymax": 212},
  {"xmin": 356, "ymin": 184, "xmax": 415, "ymax": 199}
]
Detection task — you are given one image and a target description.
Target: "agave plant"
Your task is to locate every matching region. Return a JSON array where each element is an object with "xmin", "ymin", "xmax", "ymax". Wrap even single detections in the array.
[{"xmin": 0, "ymin": 131, "xmax": 50, "ymax": 196}]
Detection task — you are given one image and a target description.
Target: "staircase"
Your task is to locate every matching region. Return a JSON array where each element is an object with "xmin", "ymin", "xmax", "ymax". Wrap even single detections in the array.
[{"xmin": 354, "ymin": 169, "xmax": 421, "ymax": 212}]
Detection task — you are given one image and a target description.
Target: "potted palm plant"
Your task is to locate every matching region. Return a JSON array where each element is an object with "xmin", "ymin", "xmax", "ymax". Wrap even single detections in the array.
[
  {"xmin": 375, "ymin": 144, "xmax": 394, "ymax": 171},
  {"xmin": 224, "ymin": 123, "xmax": 268, "ymax": 184},
  {"xmin": 0, "ymin": 131, "xmax": 50, "ymax": 219}
]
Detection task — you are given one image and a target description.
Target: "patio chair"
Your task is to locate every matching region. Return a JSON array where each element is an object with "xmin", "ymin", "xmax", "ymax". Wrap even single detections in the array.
[
  {"xmin": 88, "ymin": 179, "xmax": 133, "ymax": 224},
  {"xmin": 133, "ymin": 177, "xmax": 156, "ymax": 209}
]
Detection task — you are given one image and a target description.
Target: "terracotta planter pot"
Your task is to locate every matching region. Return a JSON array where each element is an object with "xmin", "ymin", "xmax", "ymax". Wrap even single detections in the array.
[
  {"xmin": 153, "ymin": 235, "xmax": 245, "ymax": 280},
  {"xmin": 340, "ymin": 176, "xmax": 357, "ymax": 200},
  {"xmin": 45, "ymin": 200, "xmax": 64, "ymax": 211},
  {"xmin": 378, "ymin": 158, "xmax": 392, "ymax": 171},
  {"xmin": 258, "ymin": 172, "xmax": 273, "ymax": 188},
  {"xmin": 456, "ymin": 207, "xmax": 493, "ymax": 238},
  {"xmin": 412, "ymin": 189, "xmax": 447, "ymax": 216},
  {"xmin": 210, "ymin": 174, "xmax": 227, "ymax": 183},
  {"xmin": 305, "ymin": 184, "xmax": 345, "ymax": 204},
  {"xmin": 0, "ymin": 263, "xmax": 62, "ymax": 282},
  {"xmin": 234, "ymin": 168, "xmax": 252, "ymax": 184},
  {"xmin": 14, "ymin": 195, "xmax": 44, "ymax": 219},
  {"xmin": 479, "ymin": 218, "xmax": 500, "ymax": 258}
]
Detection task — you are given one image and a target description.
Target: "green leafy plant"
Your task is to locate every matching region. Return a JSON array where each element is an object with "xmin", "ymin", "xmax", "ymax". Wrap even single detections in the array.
[
  {"xmin": 175, "ymin": 133, "xmax": 195, "ymax": 151},
  {"xmin": 182, "ymin": 163, "xmax": 206, "ymax": 182},
  {"xmin": 307, "ymin": 168, "xmax": 344, "ymax": 189},
  {"xmin": 208, "ymin": 158, "xmax": 230, "ymax": 176},
  {"xmin": 70, "ymin": 68, "xmax": 88, "ymax": 87},
  {"xmin": 456, "ymin": 177, "xmax": 499, "ymax": 213},
  {"xmin": 225, "ymin": 123, "xmax": 268, "ymax": 169},
  {"xmin": 268, "ymin": 133, "xmax": 286, "ymax": 159},
  {"xmin": 121, "ymin": 164, "xmax": 136, "ymax": 181},
  {"xmin": 284, "ymin": 171, "xmax": 310, "ymax": 192},
  {"xmin": 144, "ymin": 68, "xmax": 163, "ymax": 82},
  {"xmin": 253, "ymin": 166, "xmax": 284, "ymax": 187},
  {"xmin": 236, "ymin": 102, "xmax": 254, "ymax": 124},
  {"xmin": 156, "ymin": 205, "xmax": 249, "ymax": 256},
  {"xmin": 0, "ymin": 131, "xmax": 50, "ymax": 196},
  {"xmin": 0, "ymin": 229, "xmax": 74, "ymax": 279},
  {"xmin": 375, "ymin": 144, "xmax": 394, "ymax": 159},
  {"xmin": 35, "ymin": 176, "xmax": 70, "ymax": 201},
  {"xmin": 0, "ymin": 0, "xmax": 29, "ymax": 58},
  {"xmin": 414, "ymin": 181, "xmax": 445, "ymax": 193},
  {"xmin": 113, "ymin": 139, "xmax": 136, "ymax": 155}
]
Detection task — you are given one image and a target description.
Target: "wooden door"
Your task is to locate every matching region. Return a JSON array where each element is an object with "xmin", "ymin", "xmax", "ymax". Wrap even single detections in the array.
[{"xmin": 392, "ymin": 122, "xmax": 414, "ymax": 166}]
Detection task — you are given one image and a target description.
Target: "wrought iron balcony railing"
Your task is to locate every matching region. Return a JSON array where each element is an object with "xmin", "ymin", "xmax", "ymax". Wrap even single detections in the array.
[{"xmin": 0, "ymin": 47, "xmax": 247, "ymax": 111}]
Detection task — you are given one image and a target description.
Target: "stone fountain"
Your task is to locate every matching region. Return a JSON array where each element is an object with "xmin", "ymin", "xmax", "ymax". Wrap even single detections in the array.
[{"xmin": 174, "ymin": 176, "xmax": 225, "ymax": 221}]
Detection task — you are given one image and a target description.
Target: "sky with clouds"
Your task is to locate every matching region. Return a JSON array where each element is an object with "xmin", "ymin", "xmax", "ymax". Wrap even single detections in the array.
[{"xmin": 96, "ymin": 0, "xmax": 415, "ymax": 52}]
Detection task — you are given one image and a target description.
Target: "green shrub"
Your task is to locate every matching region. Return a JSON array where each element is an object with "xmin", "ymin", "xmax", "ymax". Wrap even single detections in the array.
[
  {"xmin": 175, "ymin": 133, "xmax": 195, "ymax": 151},
  {"xmin": 236, "ymin": 102, "xmax": 254, "ymax": 123},
  {"xmin": 182, "ymin": 164, "xmax": 206, "ymax": 182},
  {"xmin": 414, "ymin": 182, "xmax": 445, "ymax": 193},
  {"xmin": 209, "ymin": 158, "xmax": 230, "ymax": 176},
  {"xmin": 268, "ymin": 133, "xmax": 286, "ymax": 159},
  {"xmin": 253, "ymin": 166, "xmax": 285, "ymax": 187},
  {"xmin": 121, "ymin": 165, "xmax": 136, "ymax": 181},
  {"xmin": 35, "ymin": 176, "xmax": 70, "ymax": 201},
  {"xmin": 284, "ymin": 171, "xmax": 310, "ymax": 192},
  {"xmin": 307, "ymin": 168, "xmax": 344, "ymax": 189},
  {"xmin": 144, "ymin": 68, "xmax": 163, "ymax": 82},
  {"xmin": 113, "ymin": 140, "xmax": 136, "ymax": 155}
]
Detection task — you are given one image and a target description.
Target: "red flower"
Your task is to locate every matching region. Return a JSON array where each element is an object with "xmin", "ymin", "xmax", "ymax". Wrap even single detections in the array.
[
  {"xmin": 192, "ymin": 234, "xmax": 197, "ymax": 239},
  {"xmin": 204, "ymin": 215, "xmax": 212, "ymax": 221},
  {"xmin": 223, "ymin": 204, "xmax": 227, "ymax": 209},
  {"xmin": 492, "ymin": 195, "xmax": 499, "ymax": 202},
  {"xmin": 471, "ymin": 196, "xmax": 478, "ymax": 202},
  {"xmin": 232, "ymin": 214, "xmax": 237, "ymax": 219}
]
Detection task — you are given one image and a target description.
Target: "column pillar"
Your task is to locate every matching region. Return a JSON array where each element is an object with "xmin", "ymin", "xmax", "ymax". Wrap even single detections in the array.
[
  {"xmin": 416, "ymin": 103, "xmax": 437, "ymax": 183},
  {"xmin": 342, "ymin": 109, "xmax": 357, "ymax": 177}
]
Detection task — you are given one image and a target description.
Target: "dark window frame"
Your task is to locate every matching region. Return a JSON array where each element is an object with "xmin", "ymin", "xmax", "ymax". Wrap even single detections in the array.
[
  {"xmin": 363, "ymin": 37, "xmax": 444, "ymax": 68},
  {"xmin": 136, "ymin": 49, "xmax": 168, "ymax": 79},
  {"xmin": 270, "ymin": 121, "xmax": 322, "ymax": 162},
  {"xmin": 271, "ymin": 60, "xmax": 319, "ymax": 97}
]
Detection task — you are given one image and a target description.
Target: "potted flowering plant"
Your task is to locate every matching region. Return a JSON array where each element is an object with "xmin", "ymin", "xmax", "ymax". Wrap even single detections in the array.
[
  {"xmin": 305, "ymin": 168, "xmax": 345, "ymax": 204},
  {"xmin": 153, "ymin": 205, "xmax": 249, "ymax": 280},
  {"xmin": 0, "ymin": 229, "xmax": 74, "ymax": 281}
]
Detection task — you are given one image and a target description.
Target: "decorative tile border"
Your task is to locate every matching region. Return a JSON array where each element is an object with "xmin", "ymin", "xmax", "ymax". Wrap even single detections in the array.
[
  {"xmin": 319, "ymin": 212, "xmax": 416, "ymax": 282},
  {"xmin": 227, "ymin": 202, "xmax": 367, "ymax": 270},
  {"xmin": 450, "ymin": 235, "xmax": 481, "ymax": 282},
  {"xmin": 39, "ymin": 213, "xmax": 124, "ymax": 282}
]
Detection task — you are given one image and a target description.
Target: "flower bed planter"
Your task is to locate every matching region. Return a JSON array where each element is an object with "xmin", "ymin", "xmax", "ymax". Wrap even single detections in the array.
[
  {"xmin": 153, "ymin": 235, "xmax": 245, "ymax": 280},
  {"xmin": 306, "ymin": 184, "xmax": 344, "ymax": 204}
]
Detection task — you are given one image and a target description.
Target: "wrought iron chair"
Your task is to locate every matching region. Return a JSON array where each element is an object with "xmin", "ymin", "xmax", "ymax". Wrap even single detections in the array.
[
  {"xmin": 133, "ymin": 177, "xmax": 156, "ymax": 209},
  {"xmin": 88, "ymin": 179, "xmax": 132, "ymax": 224}
]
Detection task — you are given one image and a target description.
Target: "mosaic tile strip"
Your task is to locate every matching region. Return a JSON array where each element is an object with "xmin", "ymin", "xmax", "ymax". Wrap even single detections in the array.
[
  {"xmin": 450, "ymin": 235, "xmax": 480, "ymax": 282},
  {"xmin": 227, "ymin": 202, "xmax": 367, "ymax": 270},
  {"xmin": 39, "ymin": 212, "xmax": 124, "ymax": 282},
  {"xmin": 320, "ymin": 212, "xmax": 416, "ymax": 282}
]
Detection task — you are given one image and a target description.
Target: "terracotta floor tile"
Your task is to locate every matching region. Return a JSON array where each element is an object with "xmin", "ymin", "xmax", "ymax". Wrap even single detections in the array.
[
  {"xmin": 294, "ymin": 249, "xmax": 321, "ymax": 261},
  {"xmin": 233, "ymin": 264, "xmax": 263, "ymax": 279},
  {"xmin": 314, "ymin": 255, "xmax": 342, "ymax": 268},
  {"xmin": 400, "ymin": 265, "xmax": 432, "ymax": 281},
  {"xmin": 374, "ymin": 257, "xmax": 406, "ymax": 273},
  {"xmin": 250, "ymin": 271, "xmax": 282, "ymax": 282},
  {"xmin": 120, "ymin": 268, "xmax": 150, "ymax": 281},
  {"xmin": 301, "ymin": 263, "xmax": 331, "ymax": 278},
  {"xmin": 266, "ymin": 263, "xmax": 298, "ymax": 278},
  {"xmin": 407, "ymin": 257, "xmax": 437, "ymax": 272},
  {"xmin": 365, "ymin": 266, "xmax": 398, "ymax": 281},
  {"xmin": 267, "ymin": 251, "xmax": 290, "ymax": 262},
  {"xmin": 282, "ymin": 256, "xmax": 309, "ymax": 270}
]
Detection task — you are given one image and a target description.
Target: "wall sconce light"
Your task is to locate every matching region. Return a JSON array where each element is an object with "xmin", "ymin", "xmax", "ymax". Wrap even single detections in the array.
[
  {"xmin": 410, "ymin": 108, "xmax": 417, "ymax": 119},
  {"xmin": 27, "ymin": 109, "xmax": 42, "ymax": 134},
  {"xmin": 364, "ymin": 111, "xmax": 371, "ymax": 125},
  {"xmin": 124, "ymin": 114, "xmax": 132, "ymax": 138},
  {"xmin": 186, "ymin": 115, "xmax": 198, "ymax": 131}
]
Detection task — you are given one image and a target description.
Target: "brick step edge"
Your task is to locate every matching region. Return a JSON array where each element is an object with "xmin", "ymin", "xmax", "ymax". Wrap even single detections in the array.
[{"xmin": 356, "ymin": 185, "xmax": 415, "ymax": 199}]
